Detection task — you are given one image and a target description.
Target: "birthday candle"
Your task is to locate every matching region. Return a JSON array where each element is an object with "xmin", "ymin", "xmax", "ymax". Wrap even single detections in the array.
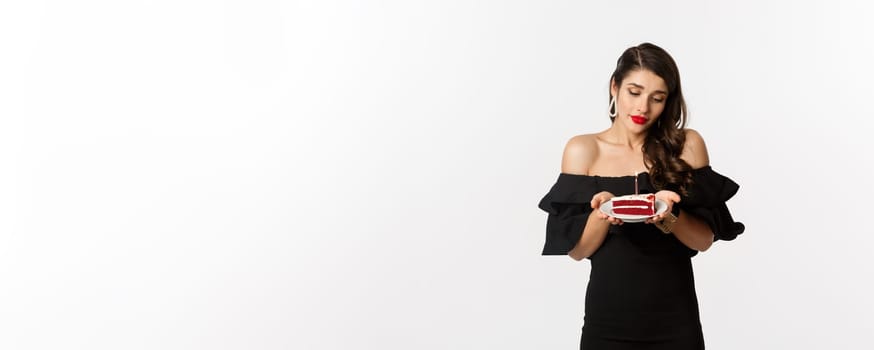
[{"xmin": 634, "ymin": 172, "xmax": 639, "ymax": 195}]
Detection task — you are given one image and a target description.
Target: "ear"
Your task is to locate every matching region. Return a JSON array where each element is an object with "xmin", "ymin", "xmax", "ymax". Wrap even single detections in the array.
[{"xmin": 610, "ymin": 78, "xmax": 618, "ymax": 98}]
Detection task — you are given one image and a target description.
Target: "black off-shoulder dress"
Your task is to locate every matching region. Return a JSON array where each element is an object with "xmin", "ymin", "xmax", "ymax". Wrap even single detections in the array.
[{"xmin": 538, "ymin": 166, "xmax": 744, "ymax": 350}]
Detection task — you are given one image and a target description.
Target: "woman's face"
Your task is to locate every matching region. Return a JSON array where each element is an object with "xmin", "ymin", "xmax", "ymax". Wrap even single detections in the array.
[{"xmin": 611, "ymin": 69, "xmax": 668, "ymax": 132}]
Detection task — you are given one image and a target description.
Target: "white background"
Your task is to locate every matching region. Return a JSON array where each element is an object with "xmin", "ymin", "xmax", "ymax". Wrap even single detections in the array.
[{"xmin": 1, "ymin": 1, "xmax": 873, "ymax": 349}]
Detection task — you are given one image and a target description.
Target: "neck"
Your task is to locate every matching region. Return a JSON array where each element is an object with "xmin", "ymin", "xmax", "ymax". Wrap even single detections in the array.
[{"xmin": 602, "ymin": 124, "xmax": 648, "ymax": 150}]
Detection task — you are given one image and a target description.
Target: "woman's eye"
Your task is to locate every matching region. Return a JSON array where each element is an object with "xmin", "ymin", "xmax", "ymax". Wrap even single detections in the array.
[
  {"xmin": 629, "ymin": 91, "xmax": 641, "ymax": 96},
  {"xmin": 653, "ymin": 98, "xmax": 664, "ymax": 103}
]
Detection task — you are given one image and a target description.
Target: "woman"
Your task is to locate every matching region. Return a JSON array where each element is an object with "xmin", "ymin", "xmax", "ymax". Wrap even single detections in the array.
[{"xmin": 538, "ymin": 43, "xmax": 745, "ymax": 349}]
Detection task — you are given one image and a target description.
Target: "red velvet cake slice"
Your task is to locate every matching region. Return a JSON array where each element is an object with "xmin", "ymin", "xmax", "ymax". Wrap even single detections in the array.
[{"xmin": 611, "ymin": 194, "xmax": 656, "ymax": 216}]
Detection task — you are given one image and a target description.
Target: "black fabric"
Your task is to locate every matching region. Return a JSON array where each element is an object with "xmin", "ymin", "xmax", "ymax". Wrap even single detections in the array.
[
  {"xmin": 538, "ymin": 166, "xmax": 745, "ymax": 254},
  {"xmin": 537, "ymin": 167, "xmax": 744, "ymax": 349},
  {"xmin": 680, "ymin": 166, "xmax": 745, "ymax": 241},
  {"xmin": 538, "ymin": 174, "xmax": 599, "ymax": 255}
]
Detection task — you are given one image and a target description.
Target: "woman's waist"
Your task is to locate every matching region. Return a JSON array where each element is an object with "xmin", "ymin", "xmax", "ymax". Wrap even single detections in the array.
[
  {"xmin": 592, "ymin": 226, "xmax": 696, "ymax": 260},
  {"xmin": 586, "ymin": 259, "xmax": 697, "ymax": 303}
]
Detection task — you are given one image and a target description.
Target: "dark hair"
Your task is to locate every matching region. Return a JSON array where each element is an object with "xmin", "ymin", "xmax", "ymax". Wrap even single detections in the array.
[{"xmin": 609, "ymin": 42, "xmax": 693, "ymax": 195}]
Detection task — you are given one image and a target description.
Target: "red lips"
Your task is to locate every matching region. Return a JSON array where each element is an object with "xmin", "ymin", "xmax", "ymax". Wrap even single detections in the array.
[{"xmin": 630, "ymin": 115, "xmax": 647, "ymax": 125}]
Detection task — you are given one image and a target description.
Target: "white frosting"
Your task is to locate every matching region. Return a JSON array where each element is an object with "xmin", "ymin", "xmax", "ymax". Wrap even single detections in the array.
[{"xmin": 613, "ymin": 194, "xmax": 654, "ymax": 201}]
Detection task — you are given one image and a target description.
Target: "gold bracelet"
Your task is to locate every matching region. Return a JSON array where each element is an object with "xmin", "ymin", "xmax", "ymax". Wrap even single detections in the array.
[{"xmin": 655, "ymin": 212, "xmax": 678, "ymax": 234}]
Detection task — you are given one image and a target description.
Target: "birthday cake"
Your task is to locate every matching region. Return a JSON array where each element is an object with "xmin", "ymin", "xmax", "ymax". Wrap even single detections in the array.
[{"xmin": 611, "ymin": 194, "xmax": 656, "ymax": 216}]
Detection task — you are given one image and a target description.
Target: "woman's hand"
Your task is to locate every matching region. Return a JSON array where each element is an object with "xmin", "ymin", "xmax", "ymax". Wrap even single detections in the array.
[
  {"xmin": 645, "ymin": 190, "xmax": 681, "ymax": 224},
  {"xmin": 590, "ymin": 191, "xmax": 623, "ymax": 225}
]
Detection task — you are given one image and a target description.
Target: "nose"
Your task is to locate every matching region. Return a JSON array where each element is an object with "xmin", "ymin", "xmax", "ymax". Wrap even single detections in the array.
[{"xmin": 636, "ymin": 102, "xmax": 648, "ymax": 115}]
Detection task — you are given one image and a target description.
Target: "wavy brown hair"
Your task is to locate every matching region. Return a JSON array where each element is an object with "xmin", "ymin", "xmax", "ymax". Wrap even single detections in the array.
[{"xmin": 609, "ymin": 43, "xmax": 693, "ymax": 195}]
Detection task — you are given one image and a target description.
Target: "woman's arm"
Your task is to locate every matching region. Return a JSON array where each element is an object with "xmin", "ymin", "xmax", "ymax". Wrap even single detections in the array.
[
  {"xmin": 664, "ymin": 208, "xmax": 714, "ymax": 252},
  {"xmin": 561, "ymin": 135, "xmax": 616, "ymax": 260},
  {"xmin": 568, "ymin": 192, "xmax": 618, "ymax": 260},
  {"xmin": 662, "ymin": 129, "xmax": 715, "ymax": 251}
]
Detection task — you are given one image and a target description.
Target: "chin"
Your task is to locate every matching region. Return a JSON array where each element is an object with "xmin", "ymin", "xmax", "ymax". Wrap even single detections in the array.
[{"xmin": 625, "ymin": 120, "xmax": 651, "ymax": 131}]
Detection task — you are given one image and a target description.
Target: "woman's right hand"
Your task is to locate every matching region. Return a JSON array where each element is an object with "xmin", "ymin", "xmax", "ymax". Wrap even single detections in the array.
[{"xmin": 590, "ymin": 191, "xmax": 623, "ymax": 225}]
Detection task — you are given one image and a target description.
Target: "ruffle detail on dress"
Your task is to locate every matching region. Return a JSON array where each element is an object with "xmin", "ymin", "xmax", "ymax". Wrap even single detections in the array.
[
  {"xmin": 680, "ymin": 166, "xmax": 745, "ymax": 241},
  {"xmin": 538, "ymin": 174, "xmax": 601, "ymax": 255}
]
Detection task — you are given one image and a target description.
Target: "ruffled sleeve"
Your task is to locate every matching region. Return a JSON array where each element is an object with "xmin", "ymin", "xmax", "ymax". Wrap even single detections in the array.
[
  {"xmin": 537, "ymin": 174, "xmax": 600, "ymax": 255},
  {"xmin": 680, "ymin": 166, "xmax": 745, "ymax": 241}
]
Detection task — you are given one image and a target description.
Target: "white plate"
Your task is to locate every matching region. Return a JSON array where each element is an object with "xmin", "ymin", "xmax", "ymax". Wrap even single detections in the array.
[{"xmin": 599, "ymin": 198, "xmax": 668, "ymax": 223}]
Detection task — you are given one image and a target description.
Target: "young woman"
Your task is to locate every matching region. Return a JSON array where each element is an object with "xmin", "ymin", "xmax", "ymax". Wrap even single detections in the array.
[{"xmin": 538, "ymin": 43, "xmax": 745, "ymax": 349}]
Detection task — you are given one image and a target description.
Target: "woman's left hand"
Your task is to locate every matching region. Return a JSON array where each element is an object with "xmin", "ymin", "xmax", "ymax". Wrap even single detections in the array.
[{"xmin": 645, "ymin": 190, "xmax": 681, "ymax": 224}]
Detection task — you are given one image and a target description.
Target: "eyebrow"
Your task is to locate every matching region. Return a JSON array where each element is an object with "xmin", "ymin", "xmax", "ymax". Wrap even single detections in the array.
[{"xmin": 626, "ymin": 83, "xmax": 667, "ymax": 95}]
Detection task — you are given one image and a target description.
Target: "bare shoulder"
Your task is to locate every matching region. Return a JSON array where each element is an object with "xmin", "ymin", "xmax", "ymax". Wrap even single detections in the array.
[
  {"xmin": 561, "ymin": 134, "xmax": 599, "ymax": 175},
  {"xmin": 681, "ymin": 128, "xmax": 710, "ymax": 169}
]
